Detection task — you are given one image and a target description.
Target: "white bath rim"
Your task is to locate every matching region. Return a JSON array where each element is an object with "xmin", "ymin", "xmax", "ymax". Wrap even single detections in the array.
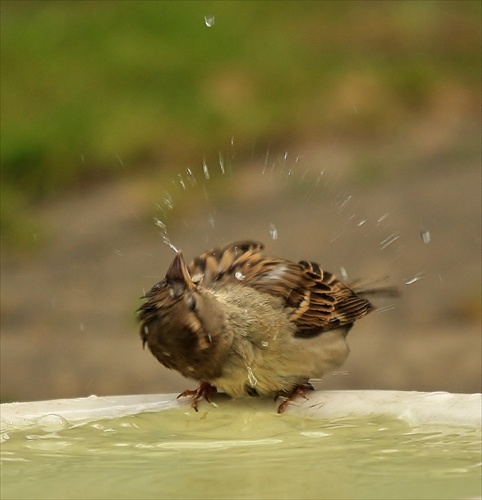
[{"xmin": 1, "ymin": 390, "xmax": 480, "ymax": 431}]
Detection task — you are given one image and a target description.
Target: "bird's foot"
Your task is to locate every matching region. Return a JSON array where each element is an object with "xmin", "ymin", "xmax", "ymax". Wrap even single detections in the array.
[
  {"xmin": 275, "ymin": 383, "xmax": 314, "ymax": 414},
  {"xmin": 177, "ymin": 382, "xmax": 217, "ymax": 412}
]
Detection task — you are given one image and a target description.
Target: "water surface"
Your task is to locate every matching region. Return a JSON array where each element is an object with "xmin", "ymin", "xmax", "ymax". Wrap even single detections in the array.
[{"xmin": 1, "ymin": 408, "xmax": 480, "ymax": 499}]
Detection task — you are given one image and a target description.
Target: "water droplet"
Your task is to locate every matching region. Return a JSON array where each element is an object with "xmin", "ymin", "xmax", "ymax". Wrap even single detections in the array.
[
  {"xmin": 377, "ymin": 213, "xmax": 389, "ymax": 225},
  {"xmin": 163, "ymin": 194, "xmax": 173, "ymax": 210},
  {"xmin": 339, "ymin": 267, "xmax": 349, "ymax": 281},
  {"xmin": 269, "ymin": 223, "xmax": 278, "ymax": 240},
  {"xmin": 247, "ymin": 366, "xmax": 258, "ymax": 387},
  {"xmin": 186, "ymin": 167, "xmax": 197, "ymax": 185},
  {"xmin": 218, "ymin": 152, "xmax": 225, "ymax": 174},
  {"xmin": 202, "ymin": 160, "xmax": 210, "ymax": 180},
  {"xmin": 261, "ymin": 341, "xmax": 269, "ymax": 347},
  {"xmin": 380, "ymin": 233, "xmax": 400, "ymax": 250},
  {"xmin": 374, "ymin": 304, "xmax": 396, "ymax": 314},
  {"xmin": 204, "ymin": 15, "xmax": 215, "ymax": 27},
  {"xmin": 420, "ymin": 229, "xmax": 431, "ymax": 244},
  {"xmin": 404, "ymin": 272, "xmax": 426, "ymax": 285},
  {"xmin": 263, "ymin": 145, "xmax": 271, "ymax": 169},
  {"xmin": 165, "ymin": 239, "xmax": 179, "ymax": 253},
  {"xmin": 339, "ymin": 195, "xmax": 352, "ymax": 210},
  {"xmin": 178, "ymin": 174, "xmax": 186, "ymax": 190},
  {"xmin": 154, "ymin": 218, "xmax": 166, "ymax": 231},
  {"xmin": 235, "ymin": 271, "xmax": 245, "ymax": 281},
  {"xmin": 155, "ymin": 216, "xmax": 179, "ymax": 252}
]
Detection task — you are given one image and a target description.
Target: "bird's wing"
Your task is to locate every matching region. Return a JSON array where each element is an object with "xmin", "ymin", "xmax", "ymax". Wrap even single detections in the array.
[{"xmin": 188, "ymin": 240, "xmax": 373, "ymax": 337}]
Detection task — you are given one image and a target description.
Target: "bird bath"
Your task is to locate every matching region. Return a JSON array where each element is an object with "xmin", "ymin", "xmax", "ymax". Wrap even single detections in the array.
[{"xmin": 1, "ymin": 391, "xmax": 480, "ymax": 499}]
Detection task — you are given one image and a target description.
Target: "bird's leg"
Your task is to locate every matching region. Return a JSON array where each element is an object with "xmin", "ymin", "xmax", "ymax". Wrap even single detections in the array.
[
  {"xmin": 276, "ymin": 382, "xmax": 314, "ymax": 414},
  {"xmin": 177, "ymin": 381, "xmax": 217, "ymax": 412}
]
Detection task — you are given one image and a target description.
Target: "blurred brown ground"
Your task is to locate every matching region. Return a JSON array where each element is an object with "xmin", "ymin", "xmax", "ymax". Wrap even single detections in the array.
[{"xmin": 1, "ymin": 137, "xmax": 481, "ymax": 403}]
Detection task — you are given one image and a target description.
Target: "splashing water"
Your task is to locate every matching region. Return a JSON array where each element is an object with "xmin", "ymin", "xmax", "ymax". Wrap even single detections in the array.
[
  {"xmin": 202, "ymin": 160, "xmax": 210, "ymax": 180},
  {"xmin": 185, "ymin": 168, "xmax": 197, "ymax": 186},
  {"xmin": 218, "ymin": 152, "xmax": 226, "ymax": 175},
  {"xmin": 178, "ymin": 174, "xmax": 186, "ymax": 190},
  {"xmin": 338, "ymin": 194, "xmax": 352, "ymax": 211},
  {"xmin": 204, "ymin": 16, "xmax": 215, "ymax": 27},
  {"xmin": 163, "ymin": 194, "xmax": 174, "ymax": 210},
  {"xmin": 420, "ymin": 229, "xmax": 431, "ymax": 244},
  {"xmin": 155, "ymin": 218, "xmax": 179, "ymax": 253},
  {"xmin": 153, "ymin": 154, "xmax": 229, "ymax": 254},
  {"xmin": 149, "ymin": 144, "xmax": 404, "ymax": 305},
  {"xmin": 339, "ymin": 267, "xmax": 349, "ymax": 281},
  {"xmin": 374, "ymin": 304, "xmax": 397, "ymax": 314},
  {"xmin": 380, "ymin": 233, "xmax": 401, "ymax": 250},
  {"xmin": 377, "ymin": 213, "xmax": 389, "ymax": 225},
  {"xmin": 404, "ymin": 272, "xmax": 426, "ymax": 285},
  {"xmin": 154, "ymin": 218, "xmax": 166, "ymax": 232},
  {"xmin": 164, "ymin": 239, "xmax": 179, "ymax": 253}
]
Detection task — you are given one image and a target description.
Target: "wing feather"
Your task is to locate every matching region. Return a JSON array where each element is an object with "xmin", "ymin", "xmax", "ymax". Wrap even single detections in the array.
[{"xmin": 188, "ymin": 240, "xmax": 373, "ymax": 337}]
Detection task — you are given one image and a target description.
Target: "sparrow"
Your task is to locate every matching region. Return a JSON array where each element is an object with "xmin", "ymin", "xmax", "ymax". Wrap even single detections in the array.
[{"xmin": 138, "ymin": 240, "xmax": 382, "ymax": 413}]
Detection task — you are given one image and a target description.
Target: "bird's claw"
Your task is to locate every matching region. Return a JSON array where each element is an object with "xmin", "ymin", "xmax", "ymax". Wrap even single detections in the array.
[
  {"xmin": 275, "ymin": 383, "xmax": 314, "ymax": 414},
  {"xmin": 177, "ymin": 382, "xmax": 217, "ymax": 412}
]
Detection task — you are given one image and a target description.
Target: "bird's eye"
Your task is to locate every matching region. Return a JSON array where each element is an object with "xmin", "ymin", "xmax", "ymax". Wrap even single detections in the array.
[{"xmin": 186, "ymin": 295, "xmax": 197, "ymax": 311}]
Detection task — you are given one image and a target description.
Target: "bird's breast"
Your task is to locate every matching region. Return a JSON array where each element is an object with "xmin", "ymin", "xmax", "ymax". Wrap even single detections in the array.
[{"xmin": 205, "ymin": 285, "xmax": 349, "ymax": 397}]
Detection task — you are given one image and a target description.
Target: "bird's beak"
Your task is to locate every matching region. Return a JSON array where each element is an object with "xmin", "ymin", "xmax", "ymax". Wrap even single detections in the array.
[{"xmin": 166, "ymin": 251, "xmax": 196, "ymax": 293}]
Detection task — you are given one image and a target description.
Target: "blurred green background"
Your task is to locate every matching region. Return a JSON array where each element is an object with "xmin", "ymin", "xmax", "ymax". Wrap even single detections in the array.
[
  {"xmin": 1, "ymin": 1, "xmax": 480, "ymax": 403},
  {"xmin": 2, "ymin": 0, "xmax": 480, "ymax": 246}
]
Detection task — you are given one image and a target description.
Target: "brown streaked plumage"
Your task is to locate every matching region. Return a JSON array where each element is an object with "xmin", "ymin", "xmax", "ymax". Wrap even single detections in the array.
[{"xmin": 138, "ymin": 240, "xmax": 377, "ymax": 412}]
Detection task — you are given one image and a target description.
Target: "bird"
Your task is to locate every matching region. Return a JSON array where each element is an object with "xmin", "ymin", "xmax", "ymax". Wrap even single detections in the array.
[{"xmin": 138, "ymin": 240, "xmax": 384, "ymax": 413}]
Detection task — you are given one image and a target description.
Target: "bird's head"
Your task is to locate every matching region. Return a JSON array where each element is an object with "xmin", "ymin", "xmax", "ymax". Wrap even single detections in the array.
[{"xmin": 138, "ymin": 251, "xmax": 230, "ymax": 380}]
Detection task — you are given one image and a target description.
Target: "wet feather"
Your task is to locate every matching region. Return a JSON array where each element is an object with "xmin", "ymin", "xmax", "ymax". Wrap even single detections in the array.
[{"xmin": 138, "ymin": 240, "xmax": 383, "ymax": 411}]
